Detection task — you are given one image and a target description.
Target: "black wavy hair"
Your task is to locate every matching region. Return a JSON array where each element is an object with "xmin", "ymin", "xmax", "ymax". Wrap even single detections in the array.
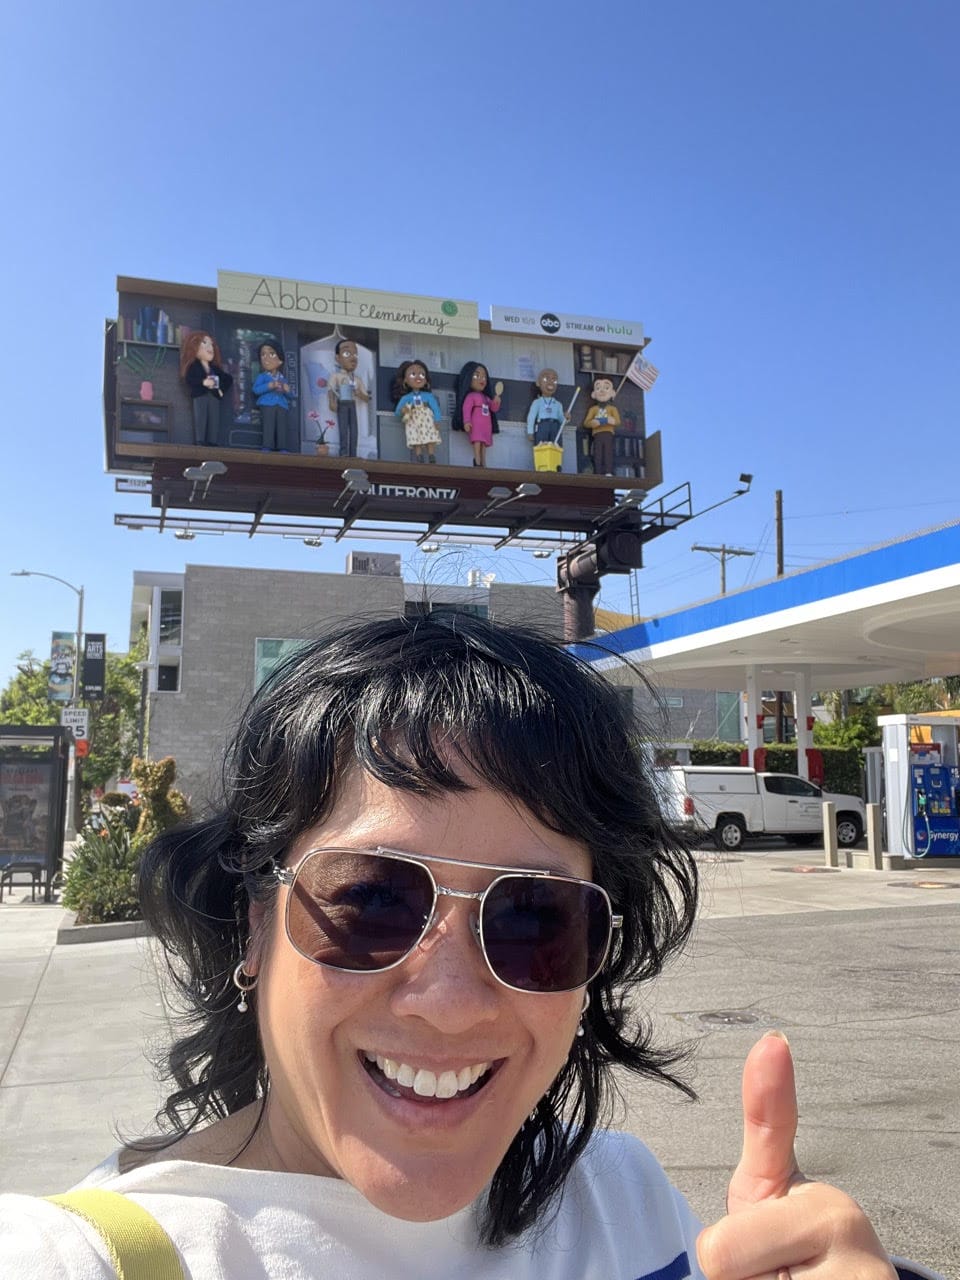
[
  {"xmin": 133, "ymin": 613, "xmax": 698, "ymax": 1247},
  {"xmin": 452, "ymin": 361, "xmax": 500, "ymax": 433}
]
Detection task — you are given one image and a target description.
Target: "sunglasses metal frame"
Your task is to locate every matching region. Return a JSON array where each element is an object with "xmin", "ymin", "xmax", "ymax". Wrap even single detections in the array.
[{"xmin": 273, "ymin": 846, "xmax": 623, "ymax": 994}]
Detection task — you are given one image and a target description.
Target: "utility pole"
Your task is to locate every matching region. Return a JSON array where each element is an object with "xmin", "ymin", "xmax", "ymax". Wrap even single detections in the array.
[{"xmin": 691, "ymin": 543, "xmax": 756, "ymax": 595}]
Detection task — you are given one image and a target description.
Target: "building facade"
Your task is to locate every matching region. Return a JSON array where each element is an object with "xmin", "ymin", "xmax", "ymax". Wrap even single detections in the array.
[{"xmin": 131, "ymin": 560, "xmax": 564, "ymax": 807}]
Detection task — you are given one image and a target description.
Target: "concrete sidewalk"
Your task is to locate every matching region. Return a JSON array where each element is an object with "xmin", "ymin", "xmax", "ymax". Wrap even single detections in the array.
[
  {"xmin": 0, "ymin": 903, "xmax": 168, "ymax": 1192},
  {"xmin": 1, "ymin": 848, "xmax": 958, "ymax": 1271}
]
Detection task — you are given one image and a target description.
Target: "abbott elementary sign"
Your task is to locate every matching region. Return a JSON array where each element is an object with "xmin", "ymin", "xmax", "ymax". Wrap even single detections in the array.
[{"xmin": 218, "ymin": 270, "xmax": 479, "ymax": 340}]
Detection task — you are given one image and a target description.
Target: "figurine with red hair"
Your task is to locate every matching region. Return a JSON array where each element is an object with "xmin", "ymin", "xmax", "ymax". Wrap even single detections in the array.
[{"xmin": 180, "ymin": 332, "xmax": 234, "ymax": 447}]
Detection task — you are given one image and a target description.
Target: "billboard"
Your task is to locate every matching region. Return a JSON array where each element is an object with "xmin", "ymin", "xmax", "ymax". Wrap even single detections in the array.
[{"xmin": 106, "ymin": 274, "xmax": 662, "ymax": 538}]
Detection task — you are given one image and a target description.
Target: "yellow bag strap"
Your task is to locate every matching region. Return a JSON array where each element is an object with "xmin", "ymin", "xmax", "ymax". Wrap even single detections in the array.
[{"xmin": 45, "ymin": 1189, "xmax": 185, "ymax": 1280}]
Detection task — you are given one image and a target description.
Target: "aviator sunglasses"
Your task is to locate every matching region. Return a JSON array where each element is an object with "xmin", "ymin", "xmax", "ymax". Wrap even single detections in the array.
[{"xmin": 274, "ymin": 847, "xmax": 623, "ymax": 994}]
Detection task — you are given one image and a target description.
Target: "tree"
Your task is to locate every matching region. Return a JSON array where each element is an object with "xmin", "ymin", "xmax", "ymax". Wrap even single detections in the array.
[
  {"xmin": 0, "ymin": 645, "xmax": 142, "ymax": 812},
  {"xmin": 82, "ymin": 646, "xmax": 142, "ymax": 796},
  {"xmin": 813, "ymin": 707, "xmax": 881, "ymax": 752},
  {"xmin": 875, "ymin": 679, "xmax": 960, "ymax": 715},
  {"xmin": 0, "ymin": 653, "xmax": 59, "ymax": 725}
]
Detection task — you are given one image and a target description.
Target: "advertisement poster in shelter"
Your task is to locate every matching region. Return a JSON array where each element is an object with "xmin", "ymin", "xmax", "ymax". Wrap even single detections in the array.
[{"xmin": 0, "ymin": 761, "xmax": 52, "ymax": 859}]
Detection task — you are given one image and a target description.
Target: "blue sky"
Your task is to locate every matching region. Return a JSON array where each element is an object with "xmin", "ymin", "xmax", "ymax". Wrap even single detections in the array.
[{"xmin": 2, "ymin": 1, "xmax": 958, "ymax": 686}]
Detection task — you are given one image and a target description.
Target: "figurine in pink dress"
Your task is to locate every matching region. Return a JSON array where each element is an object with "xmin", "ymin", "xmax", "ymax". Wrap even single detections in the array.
[{"xmin": 453, "ymin": 361, "xmax": 503, "ymax": 467}]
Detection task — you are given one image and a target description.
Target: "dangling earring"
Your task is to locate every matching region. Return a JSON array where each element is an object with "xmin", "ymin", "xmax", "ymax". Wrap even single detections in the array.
[
  {"xmin": 232, "ymin": 960, "xmax": 258, "ymax": 1013},
  {"xmin": 576, "ymin": 989, "xmax": 591, "ymax": 1038}
]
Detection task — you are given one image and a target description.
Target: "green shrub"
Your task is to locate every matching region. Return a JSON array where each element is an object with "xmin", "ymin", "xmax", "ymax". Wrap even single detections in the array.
[
  {"xmin": 61, "ymin": 810, "xmax": 142, "ymax": 925},
  {"xmin": 690, "ymin": 739, "xmax": 744, "ymax": 766},
  {"xmin": 131, "ymin": 756, "xmax": 190, "ymax": 846},
  {"xmin": 819, "ymin": 746, "xmax": 862, "ymax": 796},
  {"xmin": 762, "ymin": 745, "xmax": 798, "ymax": 774},
  {"xmin": 100, "ymin": 791, "xmax": 129, "ymax": 808},
  {"xmin": 760, "ymin": 743, "xmax": 862, "ymax": 796}
]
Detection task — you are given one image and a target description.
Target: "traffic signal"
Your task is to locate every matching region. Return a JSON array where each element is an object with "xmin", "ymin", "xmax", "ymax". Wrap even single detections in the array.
[{"xmin": 557, "ymin": 510, "xmax": 645, "ymax": 589}]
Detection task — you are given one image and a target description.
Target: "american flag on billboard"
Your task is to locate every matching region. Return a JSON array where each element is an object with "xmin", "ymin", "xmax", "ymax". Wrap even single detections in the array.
[{"xmin": 625, "ymin": 353, "xmax": 660, "ymax": 391}]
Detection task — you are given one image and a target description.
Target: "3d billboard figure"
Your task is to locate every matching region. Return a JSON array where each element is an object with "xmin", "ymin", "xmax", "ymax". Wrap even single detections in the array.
[
  {"xmin": 299, "ymin": 335, "xmax": 377, "ymax": 459},
  {"xmin": 391, "ymin": 360, "xmax": 443, "ymax": 464},
  {"xmin": 253, "ymin": 342, "xmax": 294, "ymax": 453},
  {"xmin": 582, "ymin": 376, "xmax": 621, "ymax": 476},
  {"xmin": 526, "ymin": 368, "xmax": 568, "ymax": 446},
  {"xmin": 453, "ymin": 361, "xmax": 502, "ymax": 467},
  {"xmin": 327, "ymin": 339, "xmax": 371, "ymax": 457},
  {"xmin": 180, "ymin": 333, "xmax": 234, "ymax": 448}
]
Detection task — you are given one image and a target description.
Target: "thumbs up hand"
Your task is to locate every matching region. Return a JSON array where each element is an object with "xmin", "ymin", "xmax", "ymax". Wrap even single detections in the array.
[{"xmin": 696, "ymin": 1032, "xmax": 896, "ymax": 1279}]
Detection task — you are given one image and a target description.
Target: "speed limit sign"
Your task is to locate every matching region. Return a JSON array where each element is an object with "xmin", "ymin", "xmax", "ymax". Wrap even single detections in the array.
[{"xmin": 60, "ymin": 707, "xmax": 89, "ymax": 741}]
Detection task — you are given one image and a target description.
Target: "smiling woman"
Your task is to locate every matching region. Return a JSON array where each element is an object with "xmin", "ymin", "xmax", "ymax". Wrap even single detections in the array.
[{"xmin": 0, "ymin": 615, "xmax": 940, "ymax": 1279}]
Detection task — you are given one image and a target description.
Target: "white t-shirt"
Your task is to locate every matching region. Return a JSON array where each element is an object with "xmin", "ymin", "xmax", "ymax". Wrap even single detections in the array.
[
  {"xmin": 0, "ymin": 1131, "xmax": 704, "ymax": 1279},
  {"xmin": 0, "ymin": 1130, "xmax": 942, "ymax": 1280}
]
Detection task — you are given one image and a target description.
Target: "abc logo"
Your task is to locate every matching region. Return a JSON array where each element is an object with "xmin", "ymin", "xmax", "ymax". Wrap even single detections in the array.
[{"xmin": 539, "ymin": 313, "xmax": 561, "ymax": 334}]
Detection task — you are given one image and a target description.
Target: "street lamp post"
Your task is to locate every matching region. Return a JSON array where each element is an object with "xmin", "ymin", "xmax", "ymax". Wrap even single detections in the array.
[{"xmin": 10, "ymin": 571, "xmax": 85, "ymax": 839}]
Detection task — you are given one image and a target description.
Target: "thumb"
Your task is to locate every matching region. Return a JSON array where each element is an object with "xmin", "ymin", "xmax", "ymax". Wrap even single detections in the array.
[{"xmin": 726, "ymin": 1030, "xmax": 802, "ymax": 1213}]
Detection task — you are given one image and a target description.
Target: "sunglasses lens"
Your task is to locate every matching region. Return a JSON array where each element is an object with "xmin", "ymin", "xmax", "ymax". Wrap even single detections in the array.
[
  {"xmin": 286, "ymin": 851, "xmax": 434, "ymax": 971},
  {"xmin": 481, "ymin": 876, "xmax": 612, "ymax": 993}
]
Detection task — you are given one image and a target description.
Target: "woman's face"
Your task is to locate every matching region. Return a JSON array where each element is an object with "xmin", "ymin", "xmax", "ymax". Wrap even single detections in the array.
[
  {"xmin": 248, "ymin": 769, "xmax": 589, "ymax": 1222},
  {"xmin": 260, "ymin": 345, "xmax": 282, "ymax": 372},
  {"xmin": 470, "ymin": 365, "xmax": 488, "ymax": 392},
  {"xmin": 198, "ymin": 335, "xmax": 215, "ymax": 361},
  {"xmin": 405, "ymin": 363, "xmax": 427, "ymax": 390}
]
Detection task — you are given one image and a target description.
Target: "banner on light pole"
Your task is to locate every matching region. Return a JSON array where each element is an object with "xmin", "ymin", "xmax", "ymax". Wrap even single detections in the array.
[
  {"xmin": 82, "ymin": 633, "xmax": 106, "ymax": 701},
  {"xmin": 48, "ymin": 632, "xmax": 76, "ymax": 703}
]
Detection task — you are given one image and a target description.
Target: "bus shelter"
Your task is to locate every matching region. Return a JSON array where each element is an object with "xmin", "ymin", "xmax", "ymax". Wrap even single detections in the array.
[{"xmin": 0, "ymin": 726, "xmax": 70, "ymax": 901}]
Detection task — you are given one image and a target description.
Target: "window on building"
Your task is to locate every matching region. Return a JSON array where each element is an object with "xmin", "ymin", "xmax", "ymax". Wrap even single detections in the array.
[
  {"xmin": 716, "ymin": 691, "xmax": 742, "ymax": 742},
  {"xmin": 403, "ymin": 602, "xmax": 489, "ymax": 620},
  {"xmin": 254, "ymin": 638, "xmax": 309, "ymax": 690},
  {"xmin": 158, "ymin": 590, "xmax": 183, "ymax": 645},
  {"xmin": 157, "ymin": 664, "xmax": 179, "ymax": 692},
  {"xmin": 613, "ymin": 687, "xmax": 635, "ymax": 715}
]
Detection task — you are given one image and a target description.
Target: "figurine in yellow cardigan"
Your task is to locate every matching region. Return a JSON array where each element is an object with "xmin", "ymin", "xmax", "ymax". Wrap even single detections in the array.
[{"xmin": 582, "ymin": 377, "xmax": 620, "ymax": 476}]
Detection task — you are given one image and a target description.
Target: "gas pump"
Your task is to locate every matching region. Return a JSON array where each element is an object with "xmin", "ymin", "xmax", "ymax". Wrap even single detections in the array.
[
  {"xmin": 878, "ymin": 714, "xmax": 960, "ymax": 859},
  {"xmin": 907, "ymin": 750, "xmax": 960, "ymax": 857}
]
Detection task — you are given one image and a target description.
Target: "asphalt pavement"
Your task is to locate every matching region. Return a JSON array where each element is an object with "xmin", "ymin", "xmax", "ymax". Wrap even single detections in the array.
[{"xmin": 1, "ymin": 843, "xmax": 958, "ymax": 1277}]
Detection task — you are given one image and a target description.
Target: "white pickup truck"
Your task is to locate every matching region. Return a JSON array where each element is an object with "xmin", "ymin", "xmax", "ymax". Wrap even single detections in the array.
[{"xmin": 660, "ymin": 765, "xmax": 866, "ymax": 851}]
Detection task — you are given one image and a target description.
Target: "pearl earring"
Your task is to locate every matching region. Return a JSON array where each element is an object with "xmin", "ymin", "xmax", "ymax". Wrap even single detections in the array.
[
  {"xmin": 232, "ymin": 960, "xmax": 258, "ymax": 1013},
  {"xmin": 576, "ymin": 989, "xmax": 591, "ymax": 1038}
]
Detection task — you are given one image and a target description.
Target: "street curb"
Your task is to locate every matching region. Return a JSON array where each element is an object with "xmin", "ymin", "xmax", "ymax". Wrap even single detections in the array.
[{"xmin": 55, "ymin": 910, "xmax": 152, "ymax": 946}]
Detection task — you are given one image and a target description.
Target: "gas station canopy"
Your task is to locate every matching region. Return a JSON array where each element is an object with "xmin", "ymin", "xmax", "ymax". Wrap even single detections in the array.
[{"xmin": 585, "ymin": 519, "xmax": 960, "ymax": 693}]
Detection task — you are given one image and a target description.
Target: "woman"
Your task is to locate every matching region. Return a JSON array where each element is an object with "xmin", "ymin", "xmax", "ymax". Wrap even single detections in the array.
[
  {"xmin": 453, "ymin": 360, "xmax": 501, "ymax": 467},
  {"xmin": 253, "ymin": 340, "xmax": 293, "ymax": 453},
  {"xmin": 0, "ymin": 616, "xmax": 937, "ymax": 1277},
  {"xmin": 180, "ymin": 331, "xmax": 233, "ymax": 448},
  {"xmin": 391, "ymin": 359, "xmax": 443, "ymax": 463}
]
